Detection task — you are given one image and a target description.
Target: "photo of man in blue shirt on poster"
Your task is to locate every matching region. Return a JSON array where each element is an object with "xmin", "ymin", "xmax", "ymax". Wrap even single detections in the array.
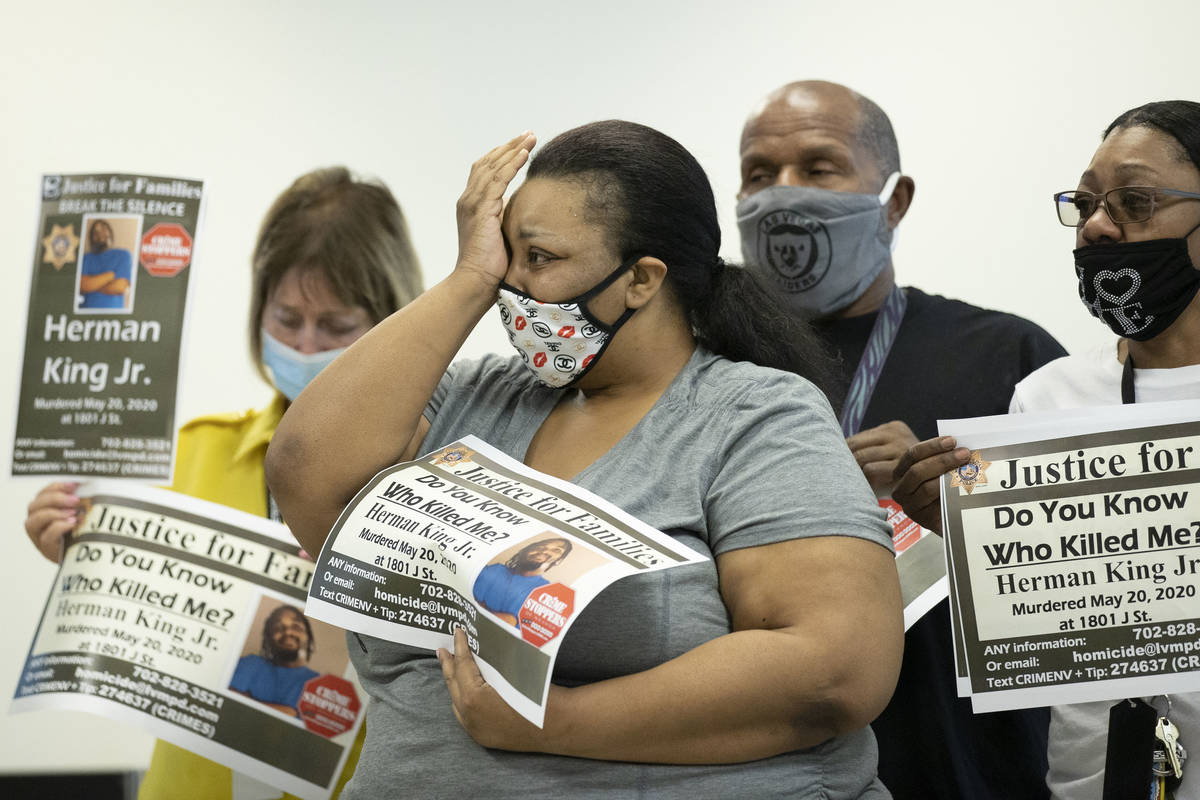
[{"xmin": 77, "ymin": 218, "xmax": 132, "ymax": 311}]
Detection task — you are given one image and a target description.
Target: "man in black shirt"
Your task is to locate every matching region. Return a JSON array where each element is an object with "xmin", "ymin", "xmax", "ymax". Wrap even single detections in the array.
[{"xmin": 737, "ymin": 79, "xmax": 1066, "ymax": 800}]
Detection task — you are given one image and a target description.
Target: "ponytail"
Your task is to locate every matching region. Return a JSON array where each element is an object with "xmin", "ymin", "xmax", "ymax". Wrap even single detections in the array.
[{"xmin": 691, "ymin": 259, "xmax": 838, "ymax": 398}]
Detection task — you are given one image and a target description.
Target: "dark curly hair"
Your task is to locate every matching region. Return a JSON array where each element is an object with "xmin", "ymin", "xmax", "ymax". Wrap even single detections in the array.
[
  {"xmin": 505, "ymin": 538, "xmax": 572, "ymax": 572},
  {"xmin": 262, "ymin": 604, "xmax": 315, "ymax": 662}
]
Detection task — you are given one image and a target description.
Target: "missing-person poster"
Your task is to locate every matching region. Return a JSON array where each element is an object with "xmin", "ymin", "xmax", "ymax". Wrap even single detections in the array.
[
  {"xmin": 305, "ymin": 436, "xmax": 707, "ymax": 727},
  {"xmin": 11, "ymin": 483, "xmax": 362, "ymax": 800},
  {"xmin": 938, "ymin": 400, "xmax": 1200, "ymax": 712},
  {"xmin": 12, "ymin": 173, "xmax": 204, "ymax": 481}
]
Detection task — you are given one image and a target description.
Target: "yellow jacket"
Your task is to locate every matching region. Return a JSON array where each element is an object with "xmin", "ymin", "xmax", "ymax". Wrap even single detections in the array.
[{"xmin": 138, "ymin": 395, "xmax": 362, "ymax": 800}]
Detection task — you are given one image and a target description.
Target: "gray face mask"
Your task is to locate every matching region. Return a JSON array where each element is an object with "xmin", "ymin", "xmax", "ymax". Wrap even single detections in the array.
[{"xmin": 737, "ymin": 172, "xmax": 899, "ymax": 317}]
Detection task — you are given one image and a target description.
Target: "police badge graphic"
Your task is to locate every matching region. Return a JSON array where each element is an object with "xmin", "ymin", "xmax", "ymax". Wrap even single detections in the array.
[
  {"xmin": 950, "ymin": 450, "xmax": 991, "ymax": 495},
  {"xmin": 431, "ymin": 444, "xmax": 475, "ymax": 467},
  {"xmin": 755, "ymin": 210, "xmax": 832, "ymax": 293},
  {"xmin": 41, "ymin": 223, "xmax": 80, "ymax": 271}
]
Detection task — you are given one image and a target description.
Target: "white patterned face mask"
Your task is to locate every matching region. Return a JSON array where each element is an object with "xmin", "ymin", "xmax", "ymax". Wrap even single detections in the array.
[{"xmin": 496, "ymin": 259, "xmax": 637, "ymax": 388}]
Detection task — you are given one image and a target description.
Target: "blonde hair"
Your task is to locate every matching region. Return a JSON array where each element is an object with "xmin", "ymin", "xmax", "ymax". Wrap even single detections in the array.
[{"xmin": 249, "ymin": 167, "xmax": 424, "ymax": 379}]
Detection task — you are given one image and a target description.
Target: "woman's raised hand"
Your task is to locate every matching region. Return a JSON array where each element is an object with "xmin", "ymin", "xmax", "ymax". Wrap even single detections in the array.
[
  {"xmin": 25, "ymin": 482, "xmax": 81, "ymax": 563},
  {"xmin": 455, "ymin": 132, "xmax": 537, "ymax": 286}
]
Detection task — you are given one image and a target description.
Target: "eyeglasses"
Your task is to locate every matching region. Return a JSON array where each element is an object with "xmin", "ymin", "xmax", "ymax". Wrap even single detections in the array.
[{"xmin": 1053, "ymin": 185, "xmax": 1200, "ymax": 227}]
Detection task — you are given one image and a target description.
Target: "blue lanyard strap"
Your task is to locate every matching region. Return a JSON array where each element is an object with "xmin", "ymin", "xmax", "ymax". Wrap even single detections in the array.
[{"xmin": 839, "ymin": 285, "xmax": 908, "ymax": 438}]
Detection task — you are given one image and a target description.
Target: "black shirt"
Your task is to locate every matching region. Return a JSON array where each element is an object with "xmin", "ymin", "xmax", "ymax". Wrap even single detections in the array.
[{"xmin": 817, "ymin": 286, "xmax": 1067, "ymax": 800}]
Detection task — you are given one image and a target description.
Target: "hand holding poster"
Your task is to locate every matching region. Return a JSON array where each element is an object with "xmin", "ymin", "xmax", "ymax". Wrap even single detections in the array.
[
  {"xmin": 13, "ymin": 174, "xmax": 204, "ymax": 481},
  {"xmin": 11, "ymin": 483, "xmax": 363, "ymax": 800},
  {"xmin": 939, "ymin": 400, "xmax": 1200, "ymax": 712},
  {"xmin": 305, "ymin": 436, "xmax": 706, "ymax": 727}
]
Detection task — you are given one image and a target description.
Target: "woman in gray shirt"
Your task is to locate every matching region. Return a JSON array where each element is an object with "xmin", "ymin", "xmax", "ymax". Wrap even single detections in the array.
[{"xmin": 268, "ymin": 121, "xmax": 903, "ymax": 799}]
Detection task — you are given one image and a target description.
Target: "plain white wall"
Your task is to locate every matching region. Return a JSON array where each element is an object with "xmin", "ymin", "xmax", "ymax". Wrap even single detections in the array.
[{"xmin": 1, "ymin": 0, "xmax": 1196, "ymax": 774}]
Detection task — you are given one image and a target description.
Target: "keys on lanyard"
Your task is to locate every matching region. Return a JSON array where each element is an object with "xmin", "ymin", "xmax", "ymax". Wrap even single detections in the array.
[
  {"xmin": 1153, "ymin": 714, "xmax": 1187, "ymax": 798},
  {"xmin": 1104, "ymin": 697, "xmax": 1188, "ymax": 800}
]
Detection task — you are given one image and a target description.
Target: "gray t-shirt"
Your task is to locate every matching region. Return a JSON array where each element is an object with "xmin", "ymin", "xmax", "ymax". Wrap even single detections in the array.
[{"xmin": 344, "ymin": 347, "xmax": 893, "ymax": 799}]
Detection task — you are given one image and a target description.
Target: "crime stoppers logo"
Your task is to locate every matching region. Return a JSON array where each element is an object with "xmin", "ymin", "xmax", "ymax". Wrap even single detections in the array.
[
  {"xmin": 755, "ymin": 210, "xmax": 832, "ymax": 293},
  {"xmin": 297, "ymin": 674, "xmax": 361, "ymax": 738},
  {"xmin": 140, "ymin": 223, "xmax": 193, "ymax": 277},
  {"xmin": 519, "ymin": 582, "xmax": 575, "ymax": 648}
]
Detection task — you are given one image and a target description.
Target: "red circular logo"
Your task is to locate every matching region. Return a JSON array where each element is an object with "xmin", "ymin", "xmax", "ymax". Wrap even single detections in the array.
[
  {"xmin": 515, "ymin": 317, "xmax": 527, "ymax": 331},
  {"xmin": 296, "ymin": 674, "xmax": 361, "ymax": 738},
  {"xmin": 558, "ymin": 326, "xmax": 576, "ymax": 338},
  {"xmin": 139, "ymin": 223, "xmax": 193, "ymax": 277},
  {"xmin": 519, "ymin": 582, "xmax": 575, "ymax": 647},
  {"xmin": 533, "ymin": 352, "xmax": 547, "ymax": 368}
]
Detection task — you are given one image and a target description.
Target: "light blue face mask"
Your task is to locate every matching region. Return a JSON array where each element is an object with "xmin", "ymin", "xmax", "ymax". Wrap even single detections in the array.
[{"xmin": 260, "ymin": 328, "xmax": 346, "ymax": 401}]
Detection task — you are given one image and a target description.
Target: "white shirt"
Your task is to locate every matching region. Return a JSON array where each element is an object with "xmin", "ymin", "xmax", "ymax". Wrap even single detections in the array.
[{"xmin": 1011, "ymin": 341, "xmax": 1200, "ymax": 800}]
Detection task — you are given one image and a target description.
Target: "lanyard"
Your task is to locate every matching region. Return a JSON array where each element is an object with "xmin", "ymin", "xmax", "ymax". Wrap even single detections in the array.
[
  {"xmin": 839, "ymin": 285, "xmax": 908, "ymax": 437},
  {"xmin": 1102, "ymin": 698, "xmax": 1157, "ymax": 800},
  {"xmin": 1111, "ymin": 360, "xmax": 1148, "ymax": 800},
  {"xmin": 1122, "ymin": 353, "xmax": 1136, "ymax": 405}
]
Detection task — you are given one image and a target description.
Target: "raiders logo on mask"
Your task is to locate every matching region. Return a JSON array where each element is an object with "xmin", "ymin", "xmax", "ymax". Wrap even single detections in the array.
[{"xmin": 756, "ymin": 212, "xmax": 832, "ymax": 292}]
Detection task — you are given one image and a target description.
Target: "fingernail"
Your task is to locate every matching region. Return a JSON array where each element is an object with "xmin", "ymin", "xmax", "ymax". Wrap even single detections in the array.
[
  {"xmin": 941, "ymin": 437, "xmax": 956, "ymax": 447},
  {"xmin": 955, "ymin": 448, "xmax": 971, "ymax": 459}
]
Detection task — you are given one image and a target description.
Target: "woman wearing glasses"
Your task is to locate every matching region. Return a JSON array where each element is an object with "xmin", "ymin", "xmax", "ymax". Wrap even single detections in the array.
[
  {"xmin": 1029, "ymin": 101, "xmax": 1200, "ymax": 800},
  {"xmin": 891, "ymin": 100, "xmax": 1200, "ymax": 798},
  {"xmin": 1031, "ymin": 104, "xmax": 1200, "ymax": 407}
]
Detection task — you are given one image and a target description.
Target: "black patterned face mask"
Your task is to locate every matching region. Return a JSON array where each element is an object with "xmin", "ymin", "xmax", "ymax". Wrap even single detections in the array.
[{"xmin": 1074, "ymin": 226, "xmax": 1200, "ymax": 341}]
